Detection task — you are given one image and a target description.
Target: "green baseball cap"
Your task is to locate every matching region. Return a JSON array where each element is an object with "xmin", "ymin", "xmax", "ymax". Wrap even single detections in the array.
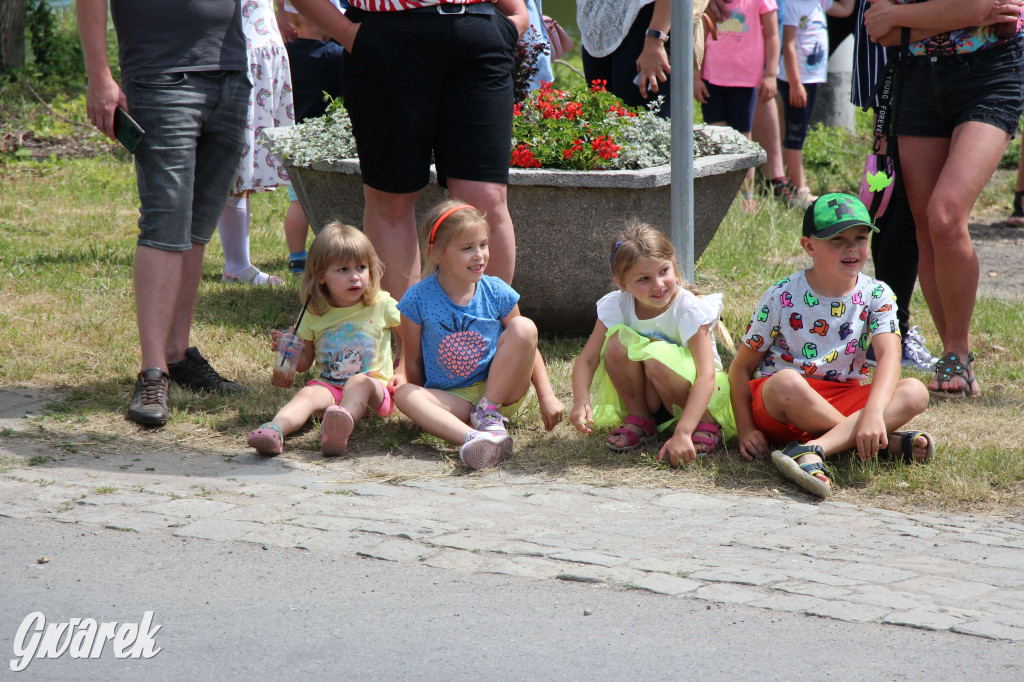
[{"xmin": 802, "ymin": 193, "xmax": 879, "ymax": 238}]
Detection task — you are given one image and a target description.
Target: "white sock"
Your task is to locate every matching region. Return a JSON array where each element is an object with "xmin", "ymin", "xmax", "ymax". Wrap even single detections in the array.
[{"xmin": 217, "ymin": 195, "xmax": 252, "ymax": 276}]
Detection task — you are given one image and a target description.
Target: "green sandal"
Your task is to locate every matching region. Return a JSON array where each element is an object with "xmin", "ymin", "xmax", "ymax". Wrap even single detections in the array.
[{"xmin": 771, "ymin": 441, "xmax": 831, "ymax": 499}]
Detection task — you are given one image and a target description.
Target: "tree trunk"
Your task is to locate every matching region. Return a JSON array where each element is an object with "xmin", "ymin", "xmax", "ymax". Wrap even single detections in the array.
[{"xmin": 0, "ymin": 0, "xmax": 28, "ymax": 73}]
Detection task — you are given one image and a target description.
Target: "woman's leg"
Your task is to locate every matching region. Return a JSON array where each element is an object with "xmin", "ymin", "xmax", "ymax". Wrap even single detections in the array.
[{"xmin": 901, "ymin": 123, "xmax": 1009, "ymax": 391}]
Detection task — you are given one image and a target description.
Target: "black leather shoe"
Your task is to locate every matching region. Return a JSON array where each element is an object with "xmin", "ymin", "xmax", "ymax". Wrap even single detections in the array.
[
  {"xmin": 126, "ymin": 367, "xmax": 170, "ymax": 426},
  {"xmin": 168, "ymin": 347, "xmax": 244, "ymax": 393}
]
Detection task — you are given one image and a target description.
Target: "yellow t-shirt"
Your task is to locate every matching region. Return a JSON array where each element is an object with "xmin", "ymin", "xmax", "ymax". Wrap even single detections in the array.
[{"xmin": 296, "ymin": 295, "xmax": 400, "ymax": 386}]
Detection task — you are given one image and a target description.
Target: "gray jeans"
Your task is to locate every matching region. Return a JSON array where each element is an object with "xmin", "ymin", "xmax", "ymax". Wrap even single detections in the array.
[{"xmin": 124, "ymin": 70, "xmax": 250, "ymax": 251}]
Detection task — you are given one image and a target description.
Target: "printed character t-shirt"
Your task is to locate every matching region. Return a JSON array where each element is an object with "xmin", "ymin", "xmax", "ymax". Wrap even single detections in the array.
[
  {"xmin": 596, "ymin": 288, "xmax": 726, "ymax": 370},
  {"xmin": 398, "ymin": 273, "xmax": 519, "ymax": 390},
  {"xmin": 895, "ymin": 0, "xmax": 1023, "ymax": 55},
  {"xmin": 741, "ymin": 270, "xmax": 899, "ymax": 382},
  {"xmin": 297, "ymin": 295, "xmax": 400, "ymax": 386},
  {"xmin": 702, "ymin": 0, "xmax": 779, "ymax": 88},
  {"xmin": 778, "ymin": 0, "xmax": 832, "ymax": 85}
]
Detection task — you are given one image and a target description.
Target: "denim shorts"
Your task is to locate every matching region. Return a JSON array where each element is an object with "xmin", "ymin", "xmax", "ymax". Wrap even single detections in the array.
[
  {"xmin": 341, "ymin": 6, "xmax": 516, "ymax": 193},
  {"xmin": 124, "ymin": 70, "xmax": 250, "ymax": 251},
  {"xmin": 896, "ymin": 39, "xmax": 1024, "ymax": 139}
]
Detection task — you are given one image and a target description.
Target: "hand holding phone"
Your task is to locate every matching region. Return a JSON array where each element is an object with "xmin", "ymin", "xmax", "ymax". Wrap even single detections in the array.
[{"xmin": 113, "ymin": 107, "xmax": 145, "ymax": 154}]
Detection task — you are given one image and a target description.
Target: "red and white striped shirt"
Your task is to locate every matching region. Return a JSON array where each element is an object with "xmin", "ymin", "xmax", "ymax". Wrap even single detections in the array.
[{"xmin": 349, "ymin": 0, "xmax": 491, "ymax": 11}]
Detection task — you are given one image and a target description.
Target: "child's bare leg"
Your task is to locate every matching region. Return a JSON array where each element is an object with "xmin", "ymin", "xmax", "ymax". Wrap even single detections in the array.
[
  {"xmin": 481, "ymin": 316, "xmax": 536, "ymax": 405},
  {"xmin": 605, "ymin": 333, "xmax": 652, "ymax": 415},
  {"xmin": 782, "ymin": 147, "xmax": 805, "ymax": 190},
  {"xmin": 272, "ymin": 384, "xmax": 336, "ymax": 435},
  {"xmin": 337, "ymin": 373, "xmax": 385, "ymax": 421},
  {"xmin": 604, "ymin": 334, "xmax": 658, "ymax": 447},
  {"xmin": 762, "ymin": 370, "xmax": 930, "ymax": 458},
  {"xmin": 284, "ymin": 201, "xmax": 309, "ymax": 255},
  {"xmin": 760, "ymin": 369, "xmax": 845, "ymax": 437},
  {"xmin": 394, "ymin": 384, "xmax": 473, "ymax": 445},
  {"xmin": 643, "ymin": 358, "xmax": 719, "ymax": 451},
  {"xmin": 805, "ymin": 378, "xmax": 929, "ymax": 459}
]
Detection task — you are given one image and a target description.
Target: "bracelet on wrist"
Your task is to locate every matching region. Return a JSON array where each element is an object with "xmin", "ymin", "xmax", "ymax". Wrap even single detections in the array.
[{"xmin": 645, "ymin": 28, "xmax": 669, "ymax": 42}]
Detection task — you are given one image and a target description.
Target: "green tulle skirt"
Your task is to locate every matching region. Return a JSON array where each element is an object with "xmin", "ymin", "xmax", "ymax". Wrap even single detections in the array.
[{"xmin": 591, "ymin": 325, "xmax": 737, "ymax": 440}]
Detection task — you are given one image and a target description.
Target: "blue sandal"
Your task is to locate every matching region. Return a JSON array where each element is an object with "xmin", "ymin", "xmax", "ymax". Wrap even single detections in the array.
[{"xmin": 771, "ymin": 441, "xmax": 831, "ymax": 499}]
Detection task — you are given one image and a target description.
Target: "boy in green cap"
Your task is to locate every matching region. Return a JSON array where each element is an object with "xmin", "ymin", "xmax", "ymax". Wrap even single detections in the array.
[{"xmin": 729, "ymin": 193, "xmax": 934, "ymax": 499}]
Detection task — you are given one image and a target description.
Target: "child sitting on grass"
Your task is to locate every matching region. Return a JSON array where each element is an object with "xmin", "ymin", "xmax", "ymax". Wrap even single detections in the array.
[
  {"xmin": 393, "ymin": 201, "xmax": 563, "ymax": 470},
  {"xmin": 247, "ymin": 223, "xmax": 400, "ymax": 456},
  {"xmin": 729, "ymin": 193, "xmax": 934, "ymax": 499},
  {"xmin": 570, "ymin": 223, "xmax": 736, "ymax": 467}
]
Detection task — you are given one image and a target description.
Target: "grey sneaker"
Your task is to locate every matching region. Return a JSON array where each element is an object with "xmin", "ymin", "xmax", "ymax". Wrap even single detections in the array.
[
  {"xmin": 902, "ymin": 326, "xmax": 938, "ymax": 372},
  {"xmin": 126, "ymin": 368, "xmax": 170, "ymax": 426},
  {"xmin": 459, "ymin": 430, "xmax": 512, "ymax": 470},
  {"xmin": 469, "ymin": 399, "xmax": 508, "ymax": 434},
  {"xmin": 168, "ymin": 347, "xmax": 244, "ymax": 393}
]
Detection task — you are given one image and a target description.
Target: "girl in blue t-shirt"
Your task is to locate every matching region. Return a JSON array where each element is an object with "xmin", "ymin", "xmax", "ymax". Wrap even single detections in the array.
[{"xmin": 393, "ymin": 201, "xmax": 563, "ymax": 470}]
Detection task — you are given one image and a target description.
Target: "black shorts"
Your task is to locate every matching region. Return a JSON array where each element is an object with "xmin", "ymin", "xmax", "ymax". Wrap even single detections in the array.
[
  {"xmin": 896, "ymin": 39, "xmax": 1024, "ymax": 139},
  {"xmin": 700, "ymin": 82, "xmax": 757, "ymax": 134},
  {"xmin": 341, "ymin": 6, "xmax": 517, "ymax": 193}
]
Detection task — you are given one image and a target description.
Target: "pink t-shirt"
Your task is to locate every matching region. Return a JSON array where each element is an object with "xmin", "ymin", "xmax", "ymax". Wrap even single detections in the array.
[{"xmin": 701, "ymin": 0, "xmax": 778, "ymax": 88}]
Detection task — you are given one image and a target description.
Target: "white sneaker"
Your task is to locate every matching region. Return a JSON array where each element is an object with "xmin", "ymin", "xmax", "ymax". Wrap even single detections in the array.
[
  {"xmin": 469, "ymin": 399, "xmax": 508, "ymax": 434},
  {"xmin": 902, "ymin": 326, "xmax": 938, "ymax": 372},
  {"xmin": 459, "ymin": 430, "xmax": 513, "ymax": 470}
]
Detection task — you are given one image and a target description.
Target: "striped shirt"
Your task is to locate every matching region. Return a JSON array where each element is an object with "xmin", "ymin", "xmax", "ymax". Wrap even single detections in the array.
[
  {"xmin": 348, "ymin": 0, "xmax": 490, "ymax": 10},
  {"xmin": 851, "ymin": 0, "xmax": 892, "ymax": 108}
]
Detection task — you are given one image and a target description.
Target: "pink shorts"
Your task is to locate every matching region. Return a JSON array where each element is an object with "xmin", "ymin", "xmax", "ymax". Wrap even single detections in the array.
[{"xmin": 306, "ymin": 377, "xmax": 395, "ymax": 417}]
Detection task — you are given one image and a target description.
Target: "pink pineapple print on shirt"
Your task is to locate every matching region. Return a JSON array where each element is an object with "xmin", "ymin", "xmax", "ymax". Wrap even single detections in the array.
[{"xmin": 437, "ymin": 314, "xmax": 486, "ymax": 379}]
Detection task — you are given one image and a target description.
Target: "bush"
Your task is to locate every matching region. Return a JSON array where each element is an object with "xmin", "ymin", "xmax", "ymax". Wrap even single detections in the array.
[{"xmin": 25, "ymin": 1, "xmax": 85, "ymax": 90}]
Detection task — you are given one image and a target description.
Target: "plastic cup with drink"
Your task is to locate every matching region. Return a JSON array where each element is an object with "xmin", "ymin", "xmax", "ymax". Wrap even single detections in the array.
[{"xmin": 271, "ymin": 294, "xmax": 311, "ymax": 388}]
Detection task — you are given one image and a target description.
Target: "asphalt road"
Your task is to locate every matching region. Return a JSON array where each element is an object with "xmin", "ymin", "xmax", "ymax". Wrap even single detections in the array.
[{"xmin": 3, "ymin": 518, "xmax": 1020, "ymax": 681}]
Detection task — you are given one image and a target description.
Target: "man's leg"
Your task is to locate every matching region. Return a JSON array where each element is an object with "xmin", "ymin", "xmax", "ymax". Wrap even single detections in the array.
[
  {"xmin": 135, "ymin": 245, "xmax": 184, "ymax": 372},
  {"xmin": 165, "ymin": 242, "xmax": 205, "ymax": 365}
]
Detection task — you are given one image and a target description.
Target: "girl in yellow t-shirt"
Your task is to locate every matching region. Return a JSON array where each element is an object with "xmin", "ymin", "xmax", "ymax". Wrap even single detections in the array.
[{"xmin": 247, "ymin": 223, "xmax": 401, "ymax": 456}]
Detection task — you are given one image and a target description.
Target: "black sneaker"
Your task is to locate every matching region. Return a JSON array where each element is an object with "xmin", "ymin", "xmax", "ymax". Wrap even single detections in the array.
[
  {"xmin": 771, "ymin": 177, "xmax": 800, "ymax": 208},
  {"xmin": 168, "ymin": 347, "xmax": 244, "ymax": 394},
  {"xmin": 127, "ymin": 368, "xmax": 170, "ymax": 426}
]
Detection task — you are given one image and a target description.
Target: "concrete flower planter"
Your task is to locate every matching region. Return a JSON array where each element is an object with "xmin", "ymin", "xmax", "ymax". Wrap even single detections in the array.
[{"xmin": 266, "ymin": 127, "xmax": 764, "ymax": 335}]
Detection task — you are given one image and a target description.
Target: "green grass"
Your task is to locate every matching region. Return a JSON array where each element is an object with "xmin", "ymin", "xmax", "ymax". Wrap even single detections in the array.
[{"xmin": 1, "ymin": 95, "xmax": 1022, "ymax": 511}]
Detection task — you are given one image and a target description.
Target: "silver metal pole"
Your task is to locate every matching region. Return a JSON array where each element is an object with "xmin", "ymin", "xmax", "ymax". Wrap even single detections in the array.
[{"xmin": 670, "ymin": 0, "xmax": 695, "ymax": 283}]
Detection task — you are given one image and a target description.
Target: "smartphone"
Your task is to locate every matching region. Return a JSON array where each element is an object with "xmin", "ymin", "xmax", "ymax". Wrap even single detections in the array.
[{"xmin": 113, "ymin": 106, "xmax": 145, "ymax": 153}]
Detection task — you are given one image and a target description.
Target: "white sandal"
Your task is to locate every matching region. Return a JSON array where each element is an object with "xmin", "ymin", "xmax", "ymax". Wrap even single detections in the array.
[{"xmin": 222, "ymin": 264, "xmax": 284, "ymax": 286}]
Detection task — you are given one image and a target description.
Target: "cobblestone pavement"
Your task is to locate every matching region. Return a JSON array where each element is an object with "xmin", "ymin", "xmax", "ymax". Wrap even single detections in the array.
[{"xmin": 2, "ymin": 429, "xmax": 1022, "ymax": 644}]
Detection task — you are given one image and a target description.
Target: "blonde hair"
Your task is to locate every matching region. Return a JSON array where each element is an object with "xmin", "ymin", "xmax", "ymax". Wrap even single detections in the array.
[
  {"xmin": 300, "ymin": 222, "xmax": 383, "ymax": 315},
  {"xmin": 419, "ymin": 200, "xmax": 489, "ymax": 276},
  {"xmin": 608, "ymin": 222, "xmax": 735, "ymax": 354},
  {"xmin": 608, "ymin": 222, "xmax": 684, "ymax": 288}
]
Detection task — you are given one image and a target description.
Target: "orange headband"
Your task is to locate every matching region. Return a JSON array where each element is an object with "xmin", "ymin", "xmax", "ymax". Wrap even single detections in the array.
[{"xmin": 428, "ymin": 204, "xmax": 476, "ymax": 244}]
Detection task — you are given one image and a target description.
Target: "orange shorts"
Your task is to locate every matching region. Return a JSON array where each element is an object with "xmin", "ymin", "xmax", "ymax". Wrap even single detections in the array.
[{"xmin": 750, "ymin": 376, "xmax": 872, "ymax": 446}]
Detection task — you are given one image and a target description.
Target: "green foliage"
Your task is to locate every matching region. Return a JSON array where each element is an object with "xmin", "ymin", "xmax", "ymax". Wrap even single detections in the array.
[{"xmin": 25, "ymin": 1, "xmax": 85, "ymax": 90}]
